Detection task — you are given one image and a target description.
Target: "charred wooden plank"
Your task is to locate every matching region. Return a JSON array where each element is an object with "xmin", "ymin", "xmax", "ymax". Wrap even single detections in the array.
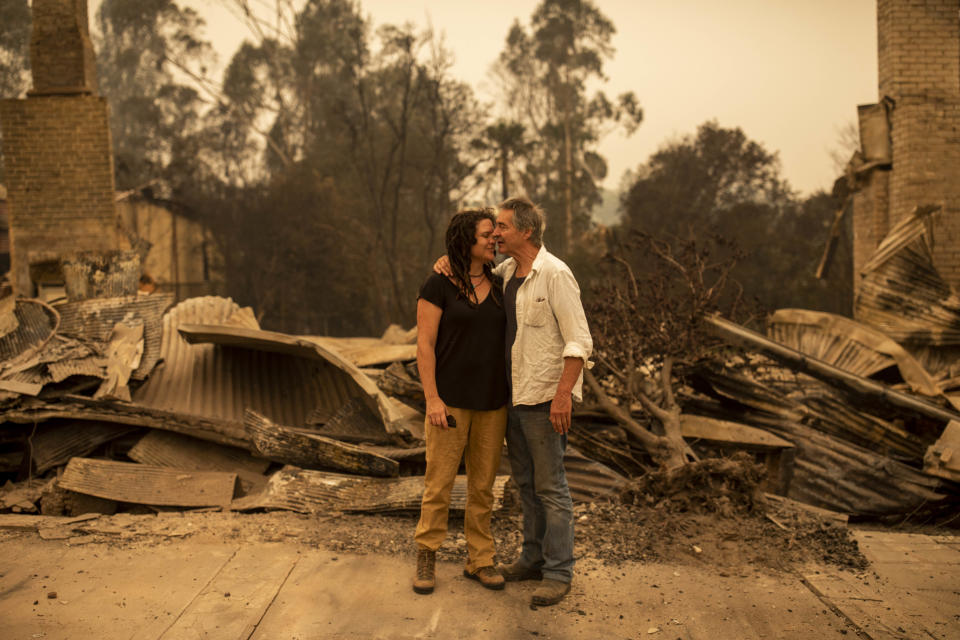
[
  {"xmin": 244, "ymin": 410, "xmax": 398, "ymax": 477},
  {"xmin": 0, "ymin": 379, "xmax": 43, "ymax": 395},
  {"xmin": 232, "ymin": 465, "xmax": 507, "ymax": 514},
  {"xmin": 59, "ymin": 458, "xmax": 237, "ymax": 507}
]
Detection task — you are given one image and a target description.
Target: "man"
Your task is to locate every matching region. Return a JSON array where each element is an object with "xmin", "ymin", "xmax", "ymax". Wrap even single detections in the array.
[{"xmin": 443, "ymin": 196, "xmax": 591, "ymax": 606}]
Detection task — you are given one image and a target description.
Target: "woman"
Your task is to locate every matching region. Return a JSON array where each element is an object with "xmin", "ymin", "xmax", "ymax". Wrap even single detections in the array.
[{"xmin": 412, "ymin": 208, "xmax": 509, "ymax": 595}]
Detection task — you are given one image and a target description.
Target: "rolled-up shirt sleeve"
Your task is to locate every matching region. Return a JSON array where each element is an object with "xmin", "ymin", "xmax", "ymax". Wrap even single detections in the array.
[{"xmin": 548, "ymin": 268, "xmax": 592, "ymax": 363}]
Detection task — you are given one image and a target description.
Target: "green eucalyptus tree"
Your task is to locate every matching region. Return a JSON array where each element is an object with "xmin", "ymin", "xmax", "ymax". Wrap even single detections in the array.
[
  {"xmin": 493, "ymin": 0, "xmax": 642, "ymax": 256},
  {"xmin": 621, "ymin": 121, "xmax": 850, "ymax": 314},
  {"xmin": 95, "ymin": 0, "xmax": 214, "ymax": 191},
  {"xmin": 212, "ymin": 0, "xmax": 485, "ymax": 330}
]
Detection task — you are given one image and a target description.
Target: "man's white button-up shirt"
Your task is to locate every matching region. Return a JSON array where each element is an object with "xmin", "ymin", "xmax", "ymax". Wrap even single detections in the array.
[{"xmin": 494, "ymin": 246, "xmax": 593, "ymax": 405}]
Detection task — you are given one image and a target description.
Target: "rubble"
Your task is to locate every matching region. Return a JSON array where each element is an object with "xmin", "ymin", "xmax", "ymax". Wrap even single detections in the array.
[{"xmin": 1, "ymin": 216, "xmax": 959, "ymax": 546}]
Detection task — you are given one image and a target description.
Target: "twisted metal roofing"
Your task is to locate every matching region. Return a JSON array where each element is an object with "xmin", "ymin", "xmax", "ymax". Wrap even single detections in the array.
[{"xmin": 132, "ymin": 296, "xmax": 410, "ymax": 434}]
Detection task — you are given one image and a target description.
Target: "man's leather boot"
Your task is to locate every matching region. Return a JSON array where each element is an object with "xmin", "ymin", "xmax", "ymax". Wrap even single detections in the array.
[
  {"xmin": 413, "ymin": 546, "xmax": 436, "ymax": 594},
  {"xmin": 498, "ymin": 560, "xmax": 543, "ymax": 582}
]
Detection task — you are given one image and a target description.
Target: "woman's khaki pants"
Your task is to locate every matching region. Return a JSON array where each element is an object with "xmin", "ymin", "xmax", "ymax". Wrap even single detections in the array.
[{"xmin": 414, "ymin": 404, "xmax": 507, "ymax": 572}]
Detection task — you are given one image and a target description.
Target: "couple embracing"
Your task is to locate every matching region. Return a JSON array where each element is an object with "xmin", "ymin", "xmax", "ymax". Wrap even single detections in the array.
[{"xmin": 413, "ymin": 196, "xmax": 592, "ymax": 607}]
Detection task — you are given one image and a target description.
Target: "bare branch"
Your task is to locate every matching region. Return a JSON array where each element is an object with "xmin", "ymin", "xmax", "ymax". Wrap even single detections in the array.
[{"xmin": 584, "ymin": 369, "xmax": 661, "ymax": 449}]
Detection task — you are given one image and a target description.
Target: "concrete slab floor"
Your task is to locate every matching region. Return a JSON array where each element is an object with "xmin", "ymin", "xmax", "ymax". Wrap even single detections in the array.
[
  {"xmin": 803, "ymin": 531, "xmax": 960, "ymax": 640},
  {"xmin": 0, "ymin": 530, "xmax": 956, "ymax": 639}
]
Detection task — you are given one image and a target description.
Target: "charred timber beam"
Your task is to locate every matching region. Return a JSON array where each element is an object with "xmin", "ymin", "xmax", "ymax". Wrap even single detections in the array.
[{"xmin": 244, "ymin": 410, "xmax": 399, "ymax": 477}]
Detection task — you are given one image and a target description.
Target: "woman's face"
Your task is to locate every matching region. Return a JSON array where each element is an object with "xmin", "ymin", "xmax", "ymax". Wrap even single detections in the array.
[{"xmin": 470, "ymin": 218, "xmax": 496, "ymax": 263}]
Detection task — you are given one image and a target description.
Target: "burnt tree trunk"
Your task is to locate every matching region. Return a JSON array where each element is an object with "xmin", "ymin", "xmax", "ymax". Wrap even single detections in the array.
[{"xmin": 584, "ymin": 357, "xmax": 697, "ymax": 471}]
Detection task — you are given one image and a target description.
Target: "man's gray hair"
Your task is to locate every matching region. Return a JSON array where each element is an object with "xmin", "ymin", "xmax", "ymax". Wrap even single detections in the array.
[{"xmin": 499, "ymin": 196, "xmax": 545, "ymax": 247}]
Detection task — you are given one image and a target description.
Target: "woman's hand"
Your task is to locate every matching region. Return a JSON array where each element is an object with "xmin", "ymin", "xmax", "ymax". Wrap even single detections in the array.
[
  {"xmin": 426, "ymin": 396, "xmax": 452, "ymax": 430},
  {"xmin": 433, "ymin": 255, "xmax": 452, "ymax": 276}
]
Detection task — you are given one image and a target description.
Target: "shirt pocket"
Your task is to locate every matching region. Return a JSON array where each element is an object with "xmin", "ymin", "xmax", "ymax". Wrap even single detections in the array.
[{"xmin": 524, "ymin": 296, "xmax": 550, "ymax": 327}]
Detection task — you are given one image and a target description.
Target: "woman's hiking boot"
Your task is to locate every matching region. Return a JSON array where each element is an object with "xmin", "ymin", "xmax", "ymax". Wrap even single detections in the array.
[
  {"xmin": 413, "ymin": 546, "xmax": 436, "ymax": 594},
  {"xmin": 463, "ymin": 566, "xmax": 505, "ymax": 590}
]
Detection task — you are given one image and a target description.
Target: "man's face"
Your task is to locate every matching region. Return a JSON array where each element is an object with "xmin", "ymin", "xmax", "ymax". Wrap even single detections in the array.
[{"xmin": 494, "ymin": 209, "xmax": 530, "ymax": 258}]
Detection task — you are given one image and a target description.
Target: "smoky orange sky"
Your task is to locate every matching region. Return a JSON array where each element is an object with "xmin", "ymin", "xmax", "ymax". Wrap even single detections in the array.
[{"xmin": 90, "ymin": 0, "xmax": 879, "ymax": 197}]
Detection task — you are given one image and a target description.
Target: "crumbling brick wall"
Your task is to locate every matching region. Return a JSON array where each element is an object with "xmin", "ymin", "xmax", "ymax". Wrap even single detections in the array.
[
  {"xmin": 861, "ymin": 0, "xmax": 960, "ymax": 289},
  {"xmin": 851, "ymin": 169, "xmax": 890, "ymax": 282},
  {"xmin": 0, "ymin": 0, "xmax": 120, "ymax": 296}
]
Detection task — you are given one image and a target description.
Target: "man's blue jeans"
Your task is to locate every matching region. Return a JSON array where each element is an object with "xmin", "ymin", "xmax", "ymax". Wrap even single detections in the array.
[{"xmin": 505, "ymin": 403, "xmax": 574, "ymax": 583}]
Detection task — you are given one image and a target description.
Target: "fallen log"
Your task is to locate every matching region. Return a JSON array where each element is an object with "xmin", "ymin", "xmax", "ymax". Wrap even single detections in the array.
[{"xmin": 244, "ymin": 410, "xmax": 399, "ymax": 477}]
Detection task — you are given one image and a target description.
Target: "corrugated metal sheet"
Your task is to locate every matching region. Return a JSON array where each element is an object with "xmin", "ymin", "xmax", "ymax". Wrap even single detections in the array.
[
  {"xmin": 768, "ymin": 308, "xmax": 941, "ymax": 396},
  {"xmin": 29, "ymin": 420, "xmax": 136, "ymax": 473},
  {"xmin": 128, "ymin": 429, "xmax": 270, "ymax": 475},
  {"xmin": 54, "ymin": 293, "xmax": 174, "ymax": 379},
  {"xmin": 856, "ymin": 206, "xmax": 960, "ymax": 350},
  {"xmin": 47, "ymin": 356, "xmax": 106, "ymax": 383},
  {"xmin": 707, "ymin": 314, "xmax": 960, "ymax": 425},
  {"xmin": 0, "ymin": 299, "xmax": 58, "ymax": 363},
  {"xmin": 700, "ymin": 360, "xmax": 928, "ymax": 462},
  {"xmin": 564, "ymin": 447, "xmax": 627, "ymax": 502},
  {"xmin": 132, "ymin": 297, "xmax": 410, "ymax": 434},
  {"xmin": 1, "ymin": 335, "xmax": 104, "ymax": 389},
  {"xmin": 693, "ymin": 366, "xmax": 956, "ymax": 516}
]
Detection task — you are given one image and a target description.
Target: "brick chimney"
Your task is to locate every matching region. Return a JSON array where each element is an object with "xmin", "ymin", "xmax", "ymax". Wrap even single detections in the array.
[
  {"xmin": 0, "ymin": 0, "xmax": 121, "ymax": 297},
  {"xmin": 850, "ymin": 0, "xmax": 960, "ymax": 296},
  {"xmin": 29, "ymin": 0, "xmax": 98, "ymax": 96}
]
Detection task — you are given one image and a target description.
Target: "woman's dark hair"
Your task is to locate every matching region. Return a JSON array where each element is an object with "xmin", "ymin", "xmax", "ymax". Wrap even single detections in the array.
[{"xmin": 445, "ymin": 208, "xmax": 501, "ymax": 305}]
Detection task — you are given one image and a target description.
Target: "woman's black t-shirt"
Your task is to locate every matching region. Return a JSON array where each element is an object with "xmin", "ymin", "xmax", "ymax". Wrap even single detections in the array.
[{"xmin": 418, "ymin": 273, "xmax": 508, "ymax": 411}]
